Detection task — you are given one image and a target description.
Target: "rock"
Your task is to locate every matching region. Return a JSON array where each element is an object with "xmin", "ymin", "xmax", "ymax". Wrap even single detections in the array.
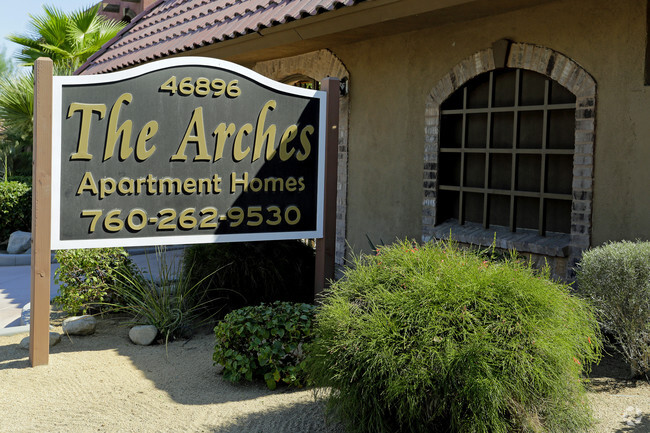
[
  {"xmin": 21, "ymin": 303, "xmax": 30, "ymax": 326},
  {"xmin": 50, "ymin": 332, "xmax": 61, "ymax": 347},
  {"xmin": 129, "ymin": 325, "xmax": 158, "ymax": 345},
  {"xmin": 7, "ymin": 231, "xmax": 31, "ymax": 254},
  {"xmin": 18, "ymin": 332, "xmax": 62, "ymax": 350},
  {"xmin": 62, "ymin": 315, "xmax": 97, "ymax": 335}
]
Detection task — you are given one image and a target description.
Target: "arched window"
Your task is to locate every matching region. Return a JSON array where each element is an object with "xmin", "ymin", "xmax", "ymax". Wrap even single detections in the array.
[
  {"xmin": 437, "ymin": 68, "xmax": 575, "ymax": 235},
  {"xmin": 423, "ymin": 42, "xmax": 596, "ymax": 280}
]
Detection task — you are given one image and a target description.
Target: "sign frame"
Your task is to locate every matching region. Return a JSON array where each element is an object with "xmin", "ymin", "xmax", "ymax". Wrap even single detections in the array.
[{"xmin": 50, "ymin": 56, "xmax": 327, "ymax": 250}]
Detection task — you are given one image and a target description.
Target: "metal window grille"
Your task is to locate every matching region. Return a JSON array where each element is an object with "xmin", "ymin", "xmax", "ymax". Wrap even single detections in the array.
[{"xmin": 437, "ymin": 68, "xmax": 576, "ymax": 235}]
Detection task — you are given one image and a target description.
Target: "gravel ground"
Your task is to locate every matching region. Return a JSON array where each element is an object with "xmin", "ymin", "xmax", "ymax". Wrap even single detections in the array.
[{"xmin": 0, "ymin": 316, "xmax": 648, "ymax": 433}]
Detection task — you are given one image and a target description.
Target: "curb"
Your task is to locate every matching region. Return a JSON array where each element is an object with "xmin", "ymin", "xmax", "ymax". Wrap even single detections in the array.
[
  {"xmin": 0, "ymin": 245, "xmax": 186, "ymax": 267},
  {"xmin": 0, "ymin": 325, "xmax": 30, "ymax": 337}
]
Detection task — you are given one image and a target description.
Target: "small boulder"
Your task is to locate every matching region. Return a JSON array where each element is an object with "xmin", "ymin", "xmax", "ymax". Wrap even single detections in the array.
[
  {"xmin": 62, "ymin": 315, "xmax": 97, "ymax": 336},
  {"xmin": 20, "ymin": 303, "xmax": 30, "ymax": 326},
  {"xmin": 18, "ymin": 332, "xmax": 62, "ymax": 350},
  {"xmin": 7, "ymin": 231, "xmax": 31, "ymax": 254},
  {"xmin": 129, "ymin": 325, "xmax": 158, "ymax": 345}
]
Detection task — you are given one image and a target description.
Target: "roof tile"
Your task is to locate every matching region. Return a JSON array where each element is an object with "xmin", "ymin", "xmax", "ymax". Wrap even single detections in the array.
[{"xmin": 79, "ymin": 0, "xmax": 364, "ymax": 74}]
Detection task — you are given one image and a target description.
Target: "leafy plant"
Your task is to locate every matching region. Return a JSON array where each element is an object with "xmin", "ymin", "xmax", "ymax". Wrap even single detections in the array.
[
  {"xmin": 9, "ymin": 4, "xmax": 125, "ymax": 69},
  {"xmin": 0, "ymin": 5, "xmax": 125, "ymax": 176},
  {"xmin": 183, "ymin": 240, "xmax": 315, "ymax": 315},
  {"xmin": 308, "ymin": 239, "xmax": 602, "ymax": 433},
  {"xmin": 109, "ymin": 247, "xmax": 222, "ymax": 343},
  {"xmin": 0, "ymin": 180, "xmax": 31, "ymax": 242},
  {"xmin": 53, "ymin": 247, "xmax": 135, "ymax": 315},
  {"xmin": 576, "ymin": 240, "xmax": 650, "ymax": 377},
  {"xmin": 213, "ymin": 301, "xmax": 316, "ymax": 390}
]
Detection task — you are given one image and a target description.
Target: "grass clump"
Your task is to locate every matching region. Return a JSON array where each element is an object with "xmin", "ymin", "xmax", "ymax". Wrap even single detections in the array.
[
  {"xmin": 308, "ymin": 240, "xmax": 601, "ymax": 433},
  {"xmin": 576, "ymin": 240, "xmax": 650, "ymax": 377},
  {"xmin": 109, "ymin": 247, "xmax": 219, "ymax": 343}
]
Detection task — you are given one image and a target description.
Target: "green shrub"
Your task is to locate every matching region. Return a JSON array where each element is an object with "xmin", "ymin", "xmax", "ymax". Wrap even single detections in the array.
[
  {"xmin": 53, "ymin": 247, "xmax": 135, "ymax": 315},
  {"xmin": 576, "ymin": 240, "xmax": 650, "ymax": 377},
  {"xmin": 213, "ymin": 301, "xmax": 316, "ymax": 390},
  {"xmin": 109, "ymin": 248, "xmax": 219, "ymax": 342},
  {"xmin": 308, "ymin": 240, "xmax": 601, "ymax": 433},
  {"xmin": 184, "ymin": 240, "xmax": 315, "ymax": 315},
  {"xmin": 0, "ymin": 180, "xmax": 31, "ymax": 242}
]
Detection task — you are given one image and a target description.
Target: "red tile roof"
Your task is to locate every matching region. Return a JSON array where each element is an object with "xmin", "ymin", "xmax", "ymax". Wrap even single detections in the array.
[{"xmin": 78, "ymin": 0, "xmax": 363, "ymax": 75}]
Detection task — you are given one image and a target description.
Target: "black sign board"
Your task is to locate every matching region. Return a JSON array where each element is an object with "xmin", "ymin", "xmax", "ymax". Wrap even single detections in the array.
[{"xmin": 51, "ymin": 57, "xmax": 325, "ymax": 249}]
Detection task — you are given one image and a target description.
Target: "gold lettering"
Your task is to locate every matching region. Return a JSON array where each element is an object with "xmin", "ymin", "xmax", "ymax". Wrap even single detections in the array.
[
  {"xmin": 171, "ymin": 107, "xmax": 211, "ymax": 161},
  {"xmin": 297, "ymin": 125, "xmax": 314, "ymax": 161},
  {"xmin": 298, "ymin": 177, "xmax": 305, "ymax": 191},
  {"xmin": 136, "ymin": 177, "xmax": 146, "ymax": 194},
  {"xmin": 135, "ymin": 120, "xmax": 158, "ymax": 161},
  {"xmin": 68, "ymin": 103, "xmax": 106, "ymax": 160},
  {"xmin": 250, "ymin": 177, "xmax": 263, "ymax": 192},
  {"xmin": 230, "ymin": 172, "xmax": 249, "ymax": 193},
  {"xmin": 104, "ymin": 93, "xmax": 134, "ymax": 161},
  {"xmin": 146, "ymin": 174, "xmax": 157, "ymax": 194},
  {"xmin": 253, "ymin": 100, "xmax": 277, "ymax": 161},
  {"xmin": 76, "ymin": 171, "xmax": 98, "ymax": 195},
  {"xmin": 279, "ymin": 125, "xmax": 298, "ymax": 161},
  {"xmin": 197, "ymin": 177, "xmax": 210, "ymax": 194},
  {"xmin": 233, "ymin": 124, "xmax": 253, "ymax": 162},
  {"xmin": 118, "ymin": 178, "xmax": 135, "ymax": 195},
  {"xmin": 159, "ymin": 177, "xmax": 182, "ymax": 194},
  {"xmin": 212, "ymin": 174, "xmax": 222, "ymax": 193},
  {"xmin": 285, "ymin": 177, "xmax": 297, "ymax": 192},
  {"xmin": 264, "ymin": 177, "xmax": 284, "ymax": 192},
  {"xmin": 212, "ymin": 123, "xmax": 236, "ymax": 162},
  {"xmin": 183, "ymin": 178, "xmax": 197, "ymax": 194},
  {"xmin": 99, "ymin": 177, "xmax": 116, "ymax": 199}
]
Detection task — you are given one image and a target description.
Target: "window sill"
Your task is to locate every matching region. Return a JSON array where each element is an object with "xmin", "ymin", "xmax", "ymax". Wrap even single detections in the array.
[{"xmin": 429, "ymin": 220, "xmax": 570, "ymax": 258}]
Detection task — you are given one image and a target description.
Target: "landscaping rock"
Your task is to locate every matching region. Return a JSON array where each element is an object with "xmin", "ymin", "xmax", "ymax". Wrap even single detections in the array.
[
  {"xmin": 7, "ymin": 231, "xmax": 31, "ymax": 254},
  {"xmin": 21, "ymin": 303, "xmax": 30, "ymax": 326},
  {"xmin": 18, "ymin": 332, "xmax": 62, "ymax": 350},
  {"xmin": 129, "ymin": 325, "xmax": 158, "ymax": 345},
  {"xmin": 62, "ymin": 315, "xmax": 97, "ymax": 335}
]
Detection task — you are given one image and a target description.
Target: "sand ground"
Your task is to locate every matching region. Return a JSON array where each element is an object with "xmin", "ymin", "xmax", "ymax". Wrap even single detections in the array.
[{"xmin": 0, "ymin": 316, "xmax": 648, "ymax": 433}]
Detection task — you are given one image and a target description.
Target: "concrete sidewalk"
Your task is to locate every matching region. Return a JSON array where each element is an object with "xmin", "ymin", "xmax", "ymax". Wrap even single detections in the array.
[{"xmin": 0, "ymin": 247, "xmax": 185, "ymax": 329}]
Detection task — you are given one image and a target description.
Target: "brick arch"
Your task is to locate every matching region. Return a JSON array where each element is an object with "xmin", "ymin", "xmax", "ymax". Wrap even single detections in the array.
[
  {"xmin": 254, "ymin": 50, "xmax": 350, "ymax": 269},
  {"xmin": 423, "ymin": 42, "xmax": 596, "ymax": 278}
]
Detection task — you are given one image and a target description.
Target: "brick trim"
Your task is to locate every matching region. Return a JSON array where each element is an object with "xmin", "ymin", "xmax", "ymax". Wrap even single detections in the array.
[
  {"xmin": 253, "ymin": 50, "xmax": 350, "ymax": 268},
  {"xmin": 423, "ymin": 43, "xmax": 596, "ymax": 279}
]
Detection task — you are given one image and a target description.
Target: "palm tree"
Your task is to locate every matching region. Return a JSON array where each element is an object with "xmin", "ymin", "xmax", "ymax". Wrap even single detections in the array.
[
  {"xmin": 8, "ymin": 4, "xmax": 125, "ymax": 70},
  {"xmin": 0, "ymin": 4, "xmax": 125, "ymax": 177}
]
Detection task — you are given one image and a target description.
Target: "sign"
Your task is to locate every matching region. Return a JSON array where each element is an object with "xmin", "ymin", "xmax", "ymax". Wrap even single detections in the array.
[{"xmin": 51, "ymin": 57, "xmax": 326, "ymax": 249}]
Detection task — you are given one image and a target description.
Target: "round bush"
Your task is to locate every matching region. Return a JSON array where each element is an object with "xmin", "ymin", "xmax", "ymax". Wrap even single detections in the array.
[
  {"xmin": 53, "ymin": 247, "xmax": 136, "ymax": 315},
  {"xmin": 0, "ymin": 180, "xmax": 31, "ymax": 242},
  {"xmin": 308, "ymin": 240, "xmax": 601, "ymax": 433},
  {"xmin": 213, "ymin": 301, "xmax": 316, "ymax": 390},
  {"xmin": 576, "ymin": 240, "xmax": 650, "ymax": 377}
]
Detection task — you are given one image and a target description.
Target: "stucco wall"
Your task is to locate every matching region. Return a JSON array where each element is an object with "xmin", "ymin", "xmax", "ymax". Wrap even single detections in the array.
[{"xmin": 328, "ymin": 0, "xmax": 648, "ymax": 254}]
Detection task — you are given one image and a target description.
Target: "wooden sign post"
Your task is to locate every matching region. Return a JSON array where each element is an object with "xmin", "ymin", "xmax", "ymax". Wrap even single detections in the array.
[
  {"xmin": 314, "ymin": 78, "xmax": 339, "ymax": 297},
  {"xmin": 30, "ymin": 57, "xmax": 53, "ymax": 367}
]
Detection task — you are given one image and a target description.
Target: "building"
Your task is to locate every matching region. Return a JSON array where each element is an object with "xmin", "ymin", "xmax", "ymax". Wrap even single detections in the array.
[
  {"xmin": 99, "ymin": 0, "xmax": 159, "ymax": 23},
  {"xmin": 79, "ymin": 0, "xmax": 649, "ymax": 279}
]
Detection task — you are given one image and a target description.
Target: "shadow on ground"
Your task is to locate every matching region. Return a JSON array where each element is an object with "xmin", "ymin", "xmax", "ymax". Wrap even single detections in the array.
[
  {"xmin": 0, "ymin": 313, "xmax": 291, "ymax": 406},
  {"xmin": 211, "ymin": 400, "xmax": 344, "ymax": 433},
  {"xmin": 613, "ymin": 415, "xmax": 650, "ymax": 433}
]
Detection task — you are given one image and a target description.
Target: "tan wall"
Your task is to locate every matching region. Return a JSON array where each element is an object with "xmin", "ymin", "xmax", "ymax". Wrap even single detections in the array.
[{"xmin": 328, "ymin": 0, "xmax": 648, "ymax": 254}]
